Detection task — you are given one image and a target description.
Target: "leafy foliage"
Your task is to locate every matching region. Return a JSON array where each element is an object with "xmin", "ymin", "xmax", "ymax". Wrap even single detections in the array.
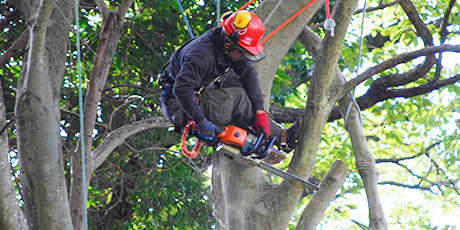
[{"xmin": 1, "ymin": 0, "xmax": 460, "ymax": 228}]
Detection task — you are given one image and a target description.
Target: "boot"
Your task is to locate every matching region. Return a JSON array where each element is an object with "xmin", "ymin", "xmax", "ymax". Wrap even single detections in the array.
[{"xmin": 280, "ymin": 116, "xmax": 303, "ymax": 152}]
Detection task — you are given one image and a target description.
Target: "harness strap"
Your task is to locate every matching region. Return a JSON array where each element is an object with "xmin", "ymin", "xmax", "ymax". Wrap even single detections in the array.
[
  {"xmin": 196, "ymin": 67, "xmax": 231, "ymax": 95},
  {"xmin": 280, "ymin": 128, "xmax": 287, "ymax": 149}
]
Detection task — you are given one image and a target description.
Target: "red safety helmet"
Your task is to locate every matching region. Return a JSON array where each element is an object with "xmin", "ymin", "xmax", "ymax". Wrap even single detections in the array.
[{"xmin": 222, "ymin": 10, "xmax": 266, "ymax": 61}]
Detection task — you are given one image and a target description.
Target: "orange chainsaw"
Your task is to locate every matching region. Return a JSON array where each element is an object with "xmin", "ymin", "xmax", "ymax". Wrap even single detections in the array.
[
  {"xmin": 216, "ymin": 125, "xmax": 285, "ymax": 163},
  {"xmin": 181, "ymin": 122, "xmax": 320, "ymax": 190}
]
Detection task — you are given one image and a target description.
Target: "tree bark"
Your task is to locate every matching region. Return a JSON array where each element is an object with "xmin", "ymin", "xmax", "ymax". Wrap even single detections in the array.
[
  {"xmin": 14, "ymin": 0, "xmax": 74, "ymax": 228},
  {"xmin": 253, "ymin": 0, "xmax": 324, "ymax": 109},
  {"xmin": 211, "ymin": 149, "xmax": 267, "ymax": 230},
  {"xmin": 0, "ymin": 79, "xmax": 28, "ymax": 230},
  {"xmin": 339, "ymin": 98, "xmax": 388, "ymax": 229},
  {"xmin": 296, "ymin": 160, "xmax": 349, "ymax": 230},
  {"xmin": 90, "ymin": 117, "xmax": 172, "ymax": 170}
]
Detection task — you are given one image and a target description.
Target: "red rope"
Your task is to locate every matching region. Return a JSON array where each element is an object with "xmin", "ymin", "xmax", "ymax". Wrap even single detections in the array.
[
  {"xmin": 181, "ymin": 120, "xmax": 202, "ymax": 158},
  {"xmin": 325, "ymin": 0, "xmax": 331, "ymax": 19},
  {"xmin": 260, "ymin": 0, "xmax": 319, "ymax": 44},
  {"xmin": 238, "ymin": 0, "xmax": 257, "ymax": 11}
]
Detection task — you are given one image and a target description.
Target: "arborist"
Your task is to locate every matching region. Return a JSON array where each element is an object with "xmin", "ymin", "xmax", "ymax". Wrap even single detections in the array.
[{"xmin": 159, "ymin": 10, "xmax": 301, "ymax": 160}]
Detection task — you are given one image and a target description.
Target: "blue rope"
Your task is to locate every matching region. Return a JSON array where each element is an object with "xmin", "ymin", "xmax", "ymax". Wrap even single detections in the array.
[
  {"xmin": 73, "ymin": 0, "xmax": 88, "ymax": 229},
  {"xmin": 175, "ymin": 0, "xmax": 195, "ymax": 39}
]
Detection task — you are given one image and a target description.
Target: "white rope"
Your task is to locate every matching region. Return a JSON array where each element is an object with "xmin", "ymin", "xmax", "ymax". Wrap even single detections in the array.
[
  {"xmin": 73, "ymin": 0, "xmax": 88, "ymax": 229},
  {"xmin": 343, "ymin": 0, "xmax": 367, "ymax": 129}
]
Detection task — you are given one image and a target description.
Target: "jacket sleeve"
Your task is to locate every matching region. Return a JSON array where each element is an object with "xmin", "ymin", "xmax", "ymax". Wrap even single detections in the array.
[
  {"xmin": 232, "ymin": 60, "xmax": 265, "ymax": 111},
  {"xmin": 172, "ymin": 51, "xmax": 209, "ymax": 124}
]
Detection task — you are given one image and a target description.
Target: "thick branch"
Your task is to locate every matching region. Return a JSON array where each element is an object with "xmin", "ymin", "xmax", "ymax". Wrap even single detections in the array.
[
  {"xmin": 356, "ymin": 73, "xmax": 460, "ymax": 111},
  {"xmin": 0, "ymin": 73, "xmax": 28, "ymax": 230},
  {"xmin": 83, "ymin": 11, "xmax": 116, "ymax": 159},
  {"xmin": 70, "ymin": 1, "xmax": 134, "ymax": 228},
  {"xmin": 439, "ymin": 0, "xmax": 456, "ymax": 42},
  {"xmin": 296, "ymin": 160, "xmax": 348, "ymax": 230},
  {"xmin": 0, "ymin": 29, "xmax": 29, "ymax": 67},
  {"xmin": 400, "ymin": 0, "xmax": 434, "ymax": 46},
  {"xmin": 344, "ymin": 45, "xmax": 460, "ymax": 92},
  {"xmin": 355, "ymin": 0, "xmax": 401, "ymax": 14},
  {"xmin": 94, "ymin": 0, "xmax": 109, "ymax": 20},
  {"xmin": 435, "ymin": 0, "xmax": 457, "ymax": 81},
  {"xmin": 278, "ymin": 36, "xmax": 460, "ymax": 123},
  {"xmin": 298, "ymin": 16, "xmax": 389, "ymax": 229},
  {"xmin": 117, "ymin": 0, "xmax": 134, "ymax": 22},
  {"xmin": 90, "ymin": 117, "xmax": 172, "ymax": 172}
]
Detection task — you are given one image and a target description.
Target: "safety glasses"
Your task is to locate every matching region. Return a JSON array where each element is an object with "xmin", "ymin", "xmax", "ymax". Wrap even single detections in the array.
[{"xmin": 230, "ymin": 44, "xmax": 266, "ymax": 62}]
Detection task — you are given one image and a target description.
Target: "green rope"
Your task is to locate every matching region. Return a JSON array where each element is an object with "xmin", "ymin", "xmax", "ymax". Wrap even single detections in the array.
[
  {"xmin": 215, "ymin": 0, "xmax": 220, "ymax": 27},
  {"xmin": 73, "ymin": 0, "xmax": 88, "ymax": 229}
]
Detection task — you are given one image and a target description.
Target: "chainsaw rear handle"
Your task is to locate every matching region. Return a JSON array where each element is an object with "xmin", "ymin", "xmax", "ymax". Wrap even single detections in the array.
[{"xmin": 193, "ymin": 130, "xmax": 220, "ymax": 146}]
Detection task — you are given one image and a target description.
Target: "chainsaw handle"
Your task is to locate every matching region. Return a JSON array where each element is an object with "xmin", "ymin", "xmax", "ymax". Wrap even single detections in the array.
[
  {"xmin": 194, "ymin": 130, "xmax": 215, "ymax": 142},
  {"xmin": 244, "ymin": 131, "xmax": 265, "ymax": 156},
  {"xmin": 262, "ymin": 136, "xmax": 276, "ymax": 158}
]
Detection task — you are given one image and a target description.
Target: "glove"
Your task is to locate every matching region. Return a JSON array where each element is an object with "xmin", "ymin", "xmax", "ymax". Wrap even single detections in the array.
[
  {"xmin": 196, "ymin": 119, "xmax": 223, "ymax": 140},
  {"xmin": 254, "ymin": 111, "xmax": 270, "ymax": 137}
]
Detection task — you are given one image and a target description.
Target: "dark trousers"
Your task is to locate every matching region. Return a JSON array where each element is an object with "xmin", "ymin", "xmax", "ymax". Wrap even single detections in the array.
[{"xmin": 160, "ymin": 86, "xmax": 281, "ymax": 138}]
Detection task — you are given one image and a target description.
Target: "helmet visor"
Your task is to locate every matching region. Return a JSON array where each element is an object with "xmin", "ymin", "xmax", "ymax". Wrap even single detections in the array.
[
  {"xmin": 245, "ymin": 50, "xmax": 266, "ymax": 62},
  {"xmin": 232, "ymin": 43, "xmax": 266, "ymax": 62}
]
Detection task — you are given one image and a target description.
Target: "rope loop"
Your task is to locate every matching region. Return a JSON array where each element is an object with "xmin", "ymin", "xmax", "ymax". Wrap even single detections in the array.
[{"xmin": 181, "ymin": 120, "xmax": 202, "ymax": 158}]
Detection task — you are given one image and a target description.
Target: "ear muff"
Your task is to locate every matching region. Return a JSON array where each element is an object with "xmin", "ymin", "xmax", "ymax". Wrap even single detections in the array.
[
  {"xmin": 233, "ymin": 10, "xmax": 251, "ymax": 29},
  {"xmin": 224, "ymin": 11, "xmax": 252, "ymax": 44},
  {"xmin": 221, "ymin": 11, "xmax": 233, "ymax": 21}
]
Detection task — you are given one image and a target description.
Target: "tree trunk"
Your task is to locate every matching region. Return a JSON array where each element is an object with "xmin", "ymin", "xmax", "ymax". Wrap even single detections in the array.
[
  {"xmin": 0, "ymin": 80, "xmax": 28, "ymax": 230},
  {"xmin": 211, "ymin": 149, "xmax": 267, "ymax": 229},
  {"xmin": 212, "ymin": 0, "xmax": 360, "ymax": 229},
  {"xmin": 14, "ymin": 0, "xmax": 74, "ymax": 228}
]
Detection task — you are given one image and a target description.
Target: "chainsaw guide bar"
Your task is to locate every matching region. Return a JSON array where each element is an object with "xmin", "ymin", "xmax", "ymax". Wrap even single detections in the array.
[{"xmin": 216, "ymin": 144, "xmax": 320, "ymax": 191}]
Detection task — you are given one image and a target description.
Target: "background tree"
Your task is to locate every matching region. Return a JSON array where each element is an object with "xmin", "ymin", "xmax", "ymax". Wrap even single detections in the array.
[{"xmin": 0, "ymin": 0, "xmax": 459, "ymax": 229}]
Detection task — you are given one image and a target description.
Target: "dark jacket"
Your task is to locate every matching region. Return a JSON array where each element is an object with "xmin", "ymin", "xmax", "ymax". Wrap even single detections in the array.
[{"xmin": 167, "ymin": 27, "xmax": 264, "ymax": 124}]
